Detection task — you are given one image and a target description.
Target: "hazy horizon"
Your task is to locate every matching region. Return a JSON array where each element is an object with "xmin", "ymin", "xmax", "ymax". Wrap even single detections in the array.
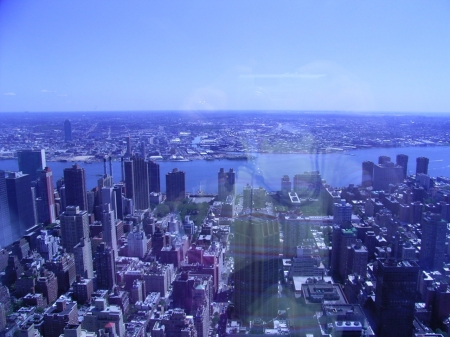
[{"xmin": 1, "ymin": 1, "xmax": 450, "ymax": 113}]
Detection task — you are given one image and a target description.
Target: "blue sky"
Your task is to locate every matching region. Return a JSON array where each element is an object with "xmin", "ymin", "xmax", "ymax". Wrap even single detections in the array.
[{"xmin": 1, "ymin": 1, "xmax": 449, "ymax": 113}]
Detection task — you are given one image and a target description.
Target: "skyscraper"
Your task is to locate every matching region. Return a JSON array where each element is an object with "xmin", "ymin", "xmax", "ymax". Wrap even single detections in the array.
[
  {"xmin": 124, "ymin": 156, "xmax": 150, "ymax": 210},
  {"xmin": 416, "ymin": 156, "xmax": 429, "ymax": 175},
  {"xmin": 378, "ymin": 155, "xmax": 391, "ymax": 165},
  {"xmin": 233, "ymin": 213, "xmax": 280, "ymax": 322},
  {"xmin": 64, "ymin": 119, "xmax": 72, "ymax": 142},
  {"xmin": 36, "ymin": 167, "xmax": 56, "ymax": 224},
  {"xmin": 148, "ymin": 160, "xmax": 161, "ymax": 193},
  {"xmin": 280, "ymin": 175, "xmax": 291, "ymax": 195},
  {"xmin": 95, "ymin": 242, "xmax": 116, "ymax": 290},
  {"xmin": 0, "ymin": 170, "xmax": 13, "ymax": 248},
  {"xmin": 5, "ymin": 171, "xmax": 36, "ymax": 241},
  {"xmin": 125, "ymin": 136, "xmax": 132, "ymax": 157},
  {"xmin": 362, "ymin": 161, "xmax": 374, "ymax": 187},
  {"xmin": 59, "ymin": 206, "xmax": 90, "ymax": 253},
  {"xmin": 124, "ymin": 158, "xmax": 134, "ymax": 201},
  {"xmin": 333, "ymin": 199, "xmax": 352, "ymax": 225},
  {"xmin": 396, "ymin": 154, "xmax": 408, "ymax": 179},
  {"xmin": 374, "ymin": 259, "xmax": 419, "ymax": 337},
  {"xmin": 102, "ymin": 203, "xmax": 118, "ymax": 254},
  {"xmin": 372, "ymin": 161, "xmax": 404, "ymax": 191},
  {"xmin": 133, "ymin": 156, "xmax": 150, "ymax": 210},
  {"xmin": 73, "ymin": 237, "xmax": 94, "ymax": 279},
  {"xmin": 419, "ymin": 213, "xmax": 447, "ymax": 271},
  {"xmin": 166, "ymin": 168, "xmax": 186, "ymax": 202},
  {"xmin": 64, "ymin": 164, "xmax": 87, "ymax": 211},
  {"xmin": 217, "ymin": 168, "xmax": 236, "ymax": 201},
  {"xmin": 17, "ymin": 149, "xmax": 46, "ymax": 182}
]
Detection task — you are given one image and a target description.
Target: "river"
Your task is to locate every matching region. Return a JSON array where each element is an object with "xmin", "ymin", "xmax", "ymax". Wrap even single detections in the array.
[{"xmin": 1, "ymin": 146, "xmax": 449, "ymax": 194}]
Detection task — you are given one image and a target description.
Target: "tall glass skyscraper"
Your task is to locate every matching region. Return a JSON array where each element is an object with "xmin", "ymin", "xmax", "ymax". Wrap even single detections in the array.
[
  {"xmin": 5, "ymin": 171, "xmax": 36, "ymax": 241},
  {"xmin": 17, "ymin": 149, "xmax": 46, "ymax": 182}
]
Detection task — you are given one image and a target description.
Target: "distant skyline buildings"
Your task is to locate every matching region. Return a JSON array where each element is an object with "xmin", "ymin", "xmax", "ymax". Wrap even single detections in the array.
[{"xmin": 64, "ymin": 119, "xmax": 72, "ymax": 142}]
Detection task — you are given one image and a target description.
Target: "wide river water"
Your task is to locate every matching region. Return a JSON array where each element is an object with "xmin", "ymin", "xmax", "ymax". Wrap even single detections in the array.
[{"xmin": 1, "ymin": 146, "xmax": 450, "ymax": 194}]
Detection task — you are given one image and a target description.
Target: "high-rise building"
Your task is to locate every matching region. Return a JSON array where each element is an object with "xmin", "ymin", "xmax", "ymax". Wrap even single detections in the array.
[
  {"xmin": 64, "ymin": 119, "xmax": 72, "ymax": 142},
  {"xmin": 113, "ymin": 183, "xmax": 125, "ymax": 219},
  {"xmin": 5, "ymin": 171, "xmax": 36, "ymax": 241},
  {"xmin": 333, "ymin": 199, "xmax": 352, "ymax": 225},
  {"xmin": 372, "ymin": 162, "xmax": 404, "ymax": 191},
  {"xmin": 73, "ymin": 237, "xmax": 94, "ymax": 279},
  {"xmin": 281, "ymin": 214, "xmax": 310, "ymax": 258},
  {"xmin": 374, "ymin": 259, "xmax": 419, "ymax": 337},
  {"xmin": 102, "ymin": 203, "xmax": 118, "ymax": 254},
  {"xmin": 0, "ymin": 170, "xmax": 13, "ymax": 248},
  {"xmin": 218, "ymin": 168, "xmax": 236, "ymax": 201},
  {"xmin": 293, "ymin": 171, "xmax": 322, "ymax": 198},
  {"xmin": 419, "ymin": 213, "xmax": 447, "ymax": 271},
  {"xmin": 133, "ymin": 156, "xmax": 149, "ymax": 210},
  {"xmin": 280, "ymin": 175, "xmax": 291, "ymax": 195},
  {"xmin": 125, "ymin": 136, "xmax": 132, "ymax": 157},
  {"xmin": 17, "ymin": 149, "xmax": 46, "ymax": 182},
  {"xmin": 36, "ymin": 167, "xmax": 56, "ymax": 224},
  {"xmin": 396, "ymin": 154, "xmax": 408, "ymax": 179},
  {"xmin": 416, "ymin": 156, "xmax": 429, "ymax": 175},
  {"xmin": 243, "ymin": 185, "xmax": 266, "ymax": 210},
  {"xmin": 331, "ymin": 226, "xmax": 357, "ymax": 281},
  {"xmin": 59, "ymin": 206, "xmax": 90, "ymax": 253},
  {"xmin": 148, "ymin": 160, "xmax": 161, "ymax": 193},
  {"xmin": 124, "ymin": 156, "xmax": 150, "ymax": 210},
  {"xmin": 362, "ymin": 161, "xmax": 374, "ymax": 187},
  {"xmin": 64, "ymin": 164, "xmax": 87, "ymax": 211},
  {"xmin": 44, "ymin": 299, "xmax": 78, "ymax": 337},
  {"xmin": 95, "ymin": 242, "xmax": 116, "ymax": 290},
  {"xmin": 124, "ymin": 158, "xmax": 134, "ymax": 201},
  {"xmin": 166, "ymin": 168, "xmax": 186, "ymax": 202},
  {"xmin": 378, "ymin": 155, "xmax": 391, "ymax": 165},
  {"xmin": 233, "ymin": 213, "xmax": 280, "ymax": 322}
]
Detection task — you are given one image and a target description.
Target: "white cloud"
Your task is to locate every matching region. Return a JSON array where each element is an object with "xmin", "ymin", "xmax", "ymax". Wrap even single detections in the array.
[
  {"xmin": 3, "ymin": 92, "xmax": 16, "ymax": 96},
  {"xmin": 41, "ymin": 89, "xmax": 56, "ymax": 93}
]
